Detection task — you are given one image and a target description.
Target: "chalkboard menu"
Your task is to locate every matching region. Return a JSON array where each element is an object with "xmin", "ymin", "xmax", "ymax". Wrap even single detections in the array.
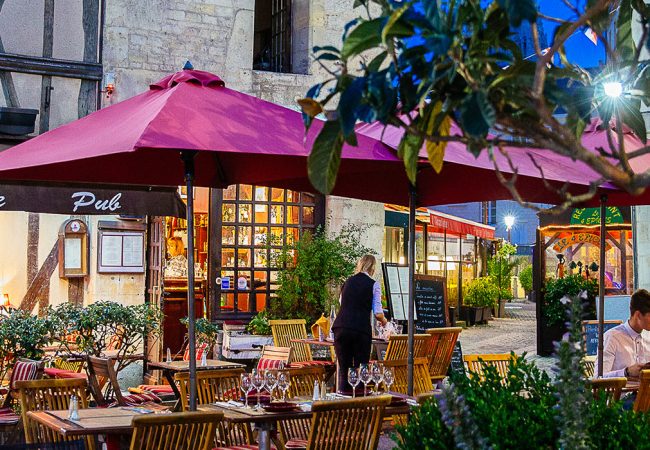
[
  {"xmin": 448, "ymin": 341, "xmax": 465, "ymax": 376},
  {"xmin": 582, "ymin": 320, "xmax": 621, "ymax": 356},
  {"xmin": 414, "ymin": 275, "xmax": 448, "ymax": 332}
]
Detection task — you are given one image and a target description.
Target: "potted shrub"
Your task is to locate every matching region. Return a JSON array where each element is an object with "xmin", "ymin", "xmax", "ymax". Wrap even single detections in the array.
[
  {"xmin": 539, "ymin": 274, "xmax": 598, "ymax": 355},
  {"xmin": 0, "ymin": 309, "xmax": 53, "ymax": 381},
  {"xmin": 519, "ymin": 265, "xmax": 533, "ymax": 301},
  {"xmin": 487, "ymin": 242, "xmax": 517, "ymax": 317},
  {"xmin": 462, "ymin": 277, "xmax": 498, "ymax": 325}
]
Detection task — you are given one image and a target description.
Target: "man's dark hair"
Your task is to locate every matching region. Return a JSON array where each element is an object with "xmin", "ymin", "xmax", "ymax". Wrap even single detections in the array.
[{"xmin": 631, "ymin": 289, "xmax": 650, "ymax": 315}]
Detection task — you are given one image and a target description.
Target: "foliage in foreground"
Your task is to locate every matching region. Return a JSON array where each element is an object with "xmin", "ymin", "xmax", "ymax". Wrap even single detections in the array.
[
  {"xmin": 395, "ymin": 292, "xmax": 650, "ymax": 449},
  {"xmin": 269, "ymin": 224, "xmax": 373, "ymax": 323}
]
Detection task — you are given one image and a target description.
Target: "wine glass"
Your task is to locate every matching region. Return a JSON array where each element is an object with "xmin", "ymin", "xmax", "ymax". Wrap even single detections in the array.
[
  {"xmin": 277, "ymin": 371, "xmax": 290, "ymax": 401},
  {"xmin": 240, "ymin": 373, "xmax": 253, "ymax": 408},
  {"xmin": 383, "ymin": 368, "xmax": 394, "ymax": 393},
  {"xmin": 347, "ymin": 367, "xmax": 360, "ymax": 398},
  {"xmin": 359, "ymin": 364, "xmax": 372, "ymax": 397},
  {"xmin": 252, "ymin": 370, "xmax": 265, "ymax": 410},
  {"xmin": 265, "ymin": 370, "xmax": 277, "ymax": 401},
  {"xmin": 371, "ymin": 362, "xmax": 384, "ymax": 394}
]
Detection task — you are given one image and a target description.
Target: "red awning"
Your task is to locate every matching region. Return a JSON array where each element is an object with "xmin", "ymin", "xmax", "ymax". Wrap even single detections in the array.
[{"xmin": 428, "ymin": 210, "xmax": 494, "ymax": 239}]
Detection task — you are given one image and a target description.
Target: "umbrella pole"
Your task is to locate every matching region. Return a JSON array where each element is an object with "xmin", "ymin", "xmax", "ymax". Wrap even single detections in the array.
[
  {"xmin": 182, "ymin": 151, "xmax": 198, "ymax": 411},
  {"xmin": 597, "ymin": 194, "xmax": 607, "ymax": 378},
  {"xmin": 407, "ymin": 184, "xmax": 416, "ymax": 396}
]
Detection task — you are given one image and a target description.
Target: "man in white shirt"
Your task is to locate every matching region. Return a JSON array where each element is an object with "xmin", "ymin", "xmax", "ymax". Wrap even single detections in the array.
[{"xmin": 599, "ymin": 289, "xmax": 650, "ymax": 378}]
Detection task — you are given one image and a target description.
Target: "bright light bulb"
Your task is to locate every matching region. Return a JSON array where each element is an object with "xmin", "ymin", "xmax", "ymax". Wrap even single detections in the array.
[
  {"xmin": 603, "ymin": 81, "xmax": 623, "ymax": 98},
  {"xmin": 504, "ymin": 215, "xmax": 515, "ymax": 229}
]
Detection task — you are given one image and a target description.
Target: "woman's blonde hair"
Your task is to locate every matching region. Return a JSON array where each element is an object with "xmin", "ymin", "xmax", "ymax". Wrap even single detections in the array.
[{"xmin": 355, "ymin": 254, "xmax": 376, "ymax": 275}]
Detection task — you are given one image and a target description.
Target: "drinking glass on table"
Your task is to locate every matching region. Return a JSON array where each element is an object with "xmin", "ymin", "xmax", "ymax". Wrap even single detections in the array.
[
  {"xmin": 277, "ymin": 371, "xmax": 290, "ymax": 401},
  {"xmin": 359, "ymin": 364, "xmax": 372, "ymax": 397},
  {"xmin": 371, "ymin": 362, "xmax": 384, "ymax": 394},
  {"xmin": 252, "ymin": 369, "xmax": 265, "ymax": 410},
  {"xmin": 240, "ymin": 373, "xmax": 253, "ymax": 408},
  {"xmin": 348, "ymin": 367, "xmax": 360, "ymax": 398},
  {"xmin": 265, "ymin": 370, "xmax": 277, "ymax": 401},
  {"xmin": 383, "ymin": 368, "xmax": 394, "ymax": 393}
]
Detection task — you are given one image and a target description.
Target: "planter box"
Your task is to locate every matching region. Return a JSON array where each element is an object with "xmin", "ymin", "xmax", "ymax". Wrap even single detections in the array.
[
  {"xmin": 493, "ymin": 299, "xmax": 506, "ymax": 318},
  {"xmin": 461, "ymin": 306, "xmax": 483, "ymax": 326},
  {"xmin": 482, "ymin": 306, "xmax": 492, "ymax": 323},
  {"xmin": 0, "ymin": 107, "xmax": 38, "ymax": 135},
  {"xmin": 539, "ymin": 322, "xmax": 567, "ymax": 356}
]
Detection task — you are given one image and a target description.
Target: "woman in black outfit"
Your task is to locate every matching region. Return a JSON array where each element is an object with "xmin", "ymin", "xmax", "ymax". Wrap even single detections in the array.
[{"xmin": 332, "ymin": 254, "xmax": 388, "ymax": 392}]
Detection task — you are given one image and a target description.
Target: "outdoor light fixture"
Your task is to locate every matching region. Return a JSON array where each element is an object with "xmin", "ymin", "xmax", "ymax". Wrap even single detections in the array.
[
  {"xmin": 0, "ymin": 293, "xmax": 10, "ymax": 316},
  {"xmin": 103, "ymin": 72, "xmax": 116, "ymax": 99},
  {"xmin": 603, "ymin": 81, "xmax": 623, "ymax": 98},
  {"xmin": 504, "ymin": 215, "xmax": 515, "ymax": 242}
]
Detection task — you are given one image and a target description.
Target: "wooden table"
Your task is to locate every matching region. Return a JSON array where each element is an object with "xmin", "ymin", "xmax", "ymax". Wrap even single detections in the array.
[
  {"xmin": 204, "ymin": 396, "xmax": 411, "ymax": 450},
  {"xmin": 147, "ymin": 359, "xmax": 245, "ymax": 410},
  {"xmin": 28, "ymin": 407, "xmax": 143, "ymax": 450}
]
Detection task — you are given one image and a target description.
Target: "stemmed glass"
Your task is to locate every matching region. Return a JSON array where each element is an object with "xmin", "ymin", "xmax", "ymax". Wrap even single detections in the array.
[
  {"xmin": 347, "ymin": 367, "xmax": 360, "ymax": 398},
  {"xmin": 277, "ymin": 371, "xmax": 290, "ymax": 401},
  {"xmin": 359, "ymin": 364, "xmax": 372, "ymax": 397},
  {"xmin": 252, "ymin": 370, "xmax": 265, "ymax": 410},
  {"xmin": 265, "ymin": 370, "xmax": 277, "ymax": 401},
  {"xmin": 240, "ymin": 373, "xmax": 253, "ymax": 408},
  {"xmin": 383, "ymin": 368, "xmax": 394, "ymax": 393},
  {"xmin": 371, "ymin": 362, "xmax": 384, "ymax": 394}
]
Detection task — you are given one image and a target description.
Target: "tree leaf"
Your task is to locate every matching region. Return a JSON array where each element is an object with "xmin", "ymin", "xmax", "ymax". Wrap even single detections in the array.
[
  {"xmin": 497, "ymin": 0, "xmax": 537, "ymax": 26},
  {"xmin": 617, "ymin": 0, "xmax": 634, "ymax": 61},
  {"xmin": 382, "ymin": 5, "xmax": 409, "ymax": 44},
  {"xmin": 297, "ymin": 98, "xmax": 323, "ymax": 118},
  {"xmin": 308, "ymin": 120, "xmax": 345, "ymax": 194},
  {"xmin": 459, "ymin": 90, "xmax": 496, "ymax": 139},
  {"xmin": 338, "ymin": 77, "xmax": 366, "ymax": 139},
  {"xmin": 619, "ymin": 101, "xmax": 647, "ymax": 144},
  {"xmin": 397, "ymin": 132, "xmax": 423, "ymax": 185},
  {"xmin": 425, "ymin": 102, "xmax": 450, "ymax": 173},
  {"xmin": 341, "ymin": 18, "xmax": 384, "ymax": 60}
]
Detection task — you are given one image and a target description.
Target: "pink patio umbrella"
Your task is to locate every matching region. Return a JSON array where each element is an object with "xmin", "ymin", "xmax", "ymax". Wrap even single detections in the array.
[
  {"xmin": 0, "ymin": 67, "xmax": 631, "ymax": 395},
  {"xmin": 357, "ymin": 118, "xmax": 649, "ymax": 380}
]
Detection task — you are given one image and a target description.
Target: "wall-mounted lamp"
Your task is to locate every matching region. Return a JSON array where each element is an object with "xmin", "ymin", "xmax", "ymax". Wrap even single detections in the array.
[
  {"xmin": 102, "ymin": 72, "xmax": 116, "ymax": 98},
  {"xmin": 0, "ymin": 293, "xmax": 10, "ymax": 316}
]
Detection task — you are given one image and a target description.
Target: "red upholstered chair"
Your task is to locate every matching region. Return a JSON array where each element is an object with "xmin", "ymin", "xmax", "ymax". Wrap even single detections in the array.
[
  {"xmin": 0, "ymin": 358, "xmax": 45, "ymax": 424},
  {"xmin": 257, "ymin": 346, "xmax": 291, "ymax": 371},
  {"xmin": 268, "ymin": 320, "xmax": 335, "ymax": 370}
]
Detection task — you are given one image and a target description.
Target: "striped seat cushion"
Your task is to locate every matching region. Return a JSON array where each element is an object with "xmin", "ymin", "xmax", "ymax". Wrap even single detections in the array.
[
  {"xmin": 134, "ymin": 384, "xmax": 175, "ymax": 395},
  {"xmin": 44, "ymin": 368, "xmax": 88, "ymax": 379},
  {"xmin": 257, "ymin": 358, "xmax": 286, "ymax": 371},
  {"xmin": 288, "ymin": 360, "xmax": 335, "ymax": 369},
  {"xmin": 285, "ymin": 439, "xmax": 308, "ymax": 449},
  {"xmin": 183, "ymin": 342, "xmax": 209, "ymax": 362},
  {"xmin": 10, "ymin": 360, "xmax": 40, "ymax": 389},
  {"xmin": 109, "ymin": 392, "xmax": 162, "ymax": 407},
  {"xmin": 214, "ymin": 445, "xmax": 277, "ymax": 450},
  {"xmin": 0, "ymin": 407, "xmax": 20, "ymax": 424}
]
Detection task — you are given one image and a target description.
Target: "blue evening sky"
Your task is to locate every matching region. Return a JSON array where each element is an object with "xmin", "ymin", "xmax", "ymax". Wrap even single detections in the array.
[{"xmin": 538, "ymin": 1, "xmax": 606, "ymax": 68}]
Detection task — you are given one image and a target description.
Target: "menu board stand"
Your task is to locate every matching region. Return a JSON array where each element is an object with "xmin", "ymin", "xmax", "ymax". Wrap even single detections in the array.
[
  {"xmin": 382, "ymin": 263, "xmax": 414, "ymax": 322},
  {"xmin": 413, "ymin": 275, "xmax": 448, "ymax": 332}
]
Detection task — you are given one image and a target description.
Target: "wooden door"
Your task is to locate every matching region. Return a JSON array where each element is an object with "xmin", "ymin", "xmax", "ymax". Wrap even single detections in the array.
[{"xmin": 144, "ymin": 216, "xmax": 164, "ymax": 384}]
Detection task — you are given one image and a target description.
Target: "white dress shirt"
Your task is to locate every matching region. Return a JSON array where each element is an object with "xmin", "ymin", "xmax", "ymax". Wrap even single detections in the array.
[{"xmin": 599, "ymin": 321, "xmax": 650, "ymax": 378}]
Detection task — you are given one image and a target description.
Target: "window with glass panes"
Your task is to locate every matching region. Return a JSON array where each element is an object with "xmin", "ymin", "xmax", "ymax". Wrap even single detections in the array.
[{"xmin": 218, "ymin": 185, "xmax": 319, "ymax": 315}]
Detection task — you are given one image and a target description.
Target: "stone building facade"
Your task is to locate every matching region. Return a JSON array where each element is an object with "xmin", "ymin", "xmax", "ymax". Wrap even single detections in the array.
[{"xmin": 0, "ymin": 0, "xmax": 384, "ymax": 312}]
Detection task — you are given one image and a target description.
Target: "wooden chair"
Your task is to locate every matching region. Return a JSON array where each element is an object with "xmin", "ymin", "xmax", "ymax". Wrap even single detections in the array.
[
  {"xmin": 296, "ymin": 395, "xmax": 391, "ymax": 450},
  {"xmin": 87, "ymin": 356, "xmax": 161, "ymax": 407},
  {"xmin": 634, "ymin": 370, "xmax": 650, "ymax": 412},
  {"xmin": 44, "ymin": 357, "xmax": 85, "ymax": 380},
  {"xmin": 16, "ymin": 378, "xmax": 94, "ymax": 449},
  {"xmin": 384, "ymin": 334, "xmax": 433, "ymax": 361},
  {"xmin": 256, "ymin": 345, "xmax": 292, "ymax": 370},
  {"xmin": 463, "ymin": 354, "xmax": 515, "ymax": 382},
  {"xmin": 425, "ymin": 327, "xmax": 462, "ymax": 382},
  {"xmin": 129, "ymin": 411, "xmax": 224, "ymax": 450},
  {"xmin": 589, "ymin": 377, "xmax": 627, "ymax": 405},
  {"xmin": 175, "ymin": 369, "xmax": 253, "ymax": 447},
  {"xmin": 0, "ymin": 359, "xmax": 45, "ymax": 411},
  {"xmin": 269, "ymin": 319, "xmax": 335, "ymax": 365},
  {"xmin": 382, "ymin": 357, "xmax": 433, "ymax": 396},
  {"xmin": 583, "ymin": 356, "xmax": 596, "ymax": 378},
  {"xmin": 277, "ymin": 366, "xmax": 326, "ymax": 446}
]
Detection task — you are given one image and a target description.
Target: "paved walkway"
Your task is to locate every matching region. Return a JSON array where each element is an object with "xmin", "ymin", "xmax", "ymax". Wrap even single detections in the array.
[{"xmin": 378, "ymin": 300, "xmax": 555, "ymax": 448}]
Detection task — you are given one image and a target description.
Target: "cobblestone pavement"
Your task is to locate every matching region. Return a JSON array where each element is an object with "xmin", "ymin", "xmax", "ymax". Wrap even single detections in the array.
[{"xmin": 378, "ymin": 300, "xmax": 556, "ymax": 449}]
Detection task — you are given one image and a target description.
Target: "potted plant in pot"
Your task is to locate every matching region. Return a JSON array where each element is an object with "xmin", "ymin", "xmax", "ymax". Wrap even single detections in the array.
[
  {"xmin": 539, "ymin": 274, "xmax": 598, "ymax": 355},
  {"xmin": 519, "ymin": 265, "xmax": 533, "ymax": 301},
  {"xmin": 487, "ymin": 242, "xmax": 517, "ymax": 318},
  {"xmin": 462, "ymin": 277, "xmax": 498, "ymax": 325}
]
